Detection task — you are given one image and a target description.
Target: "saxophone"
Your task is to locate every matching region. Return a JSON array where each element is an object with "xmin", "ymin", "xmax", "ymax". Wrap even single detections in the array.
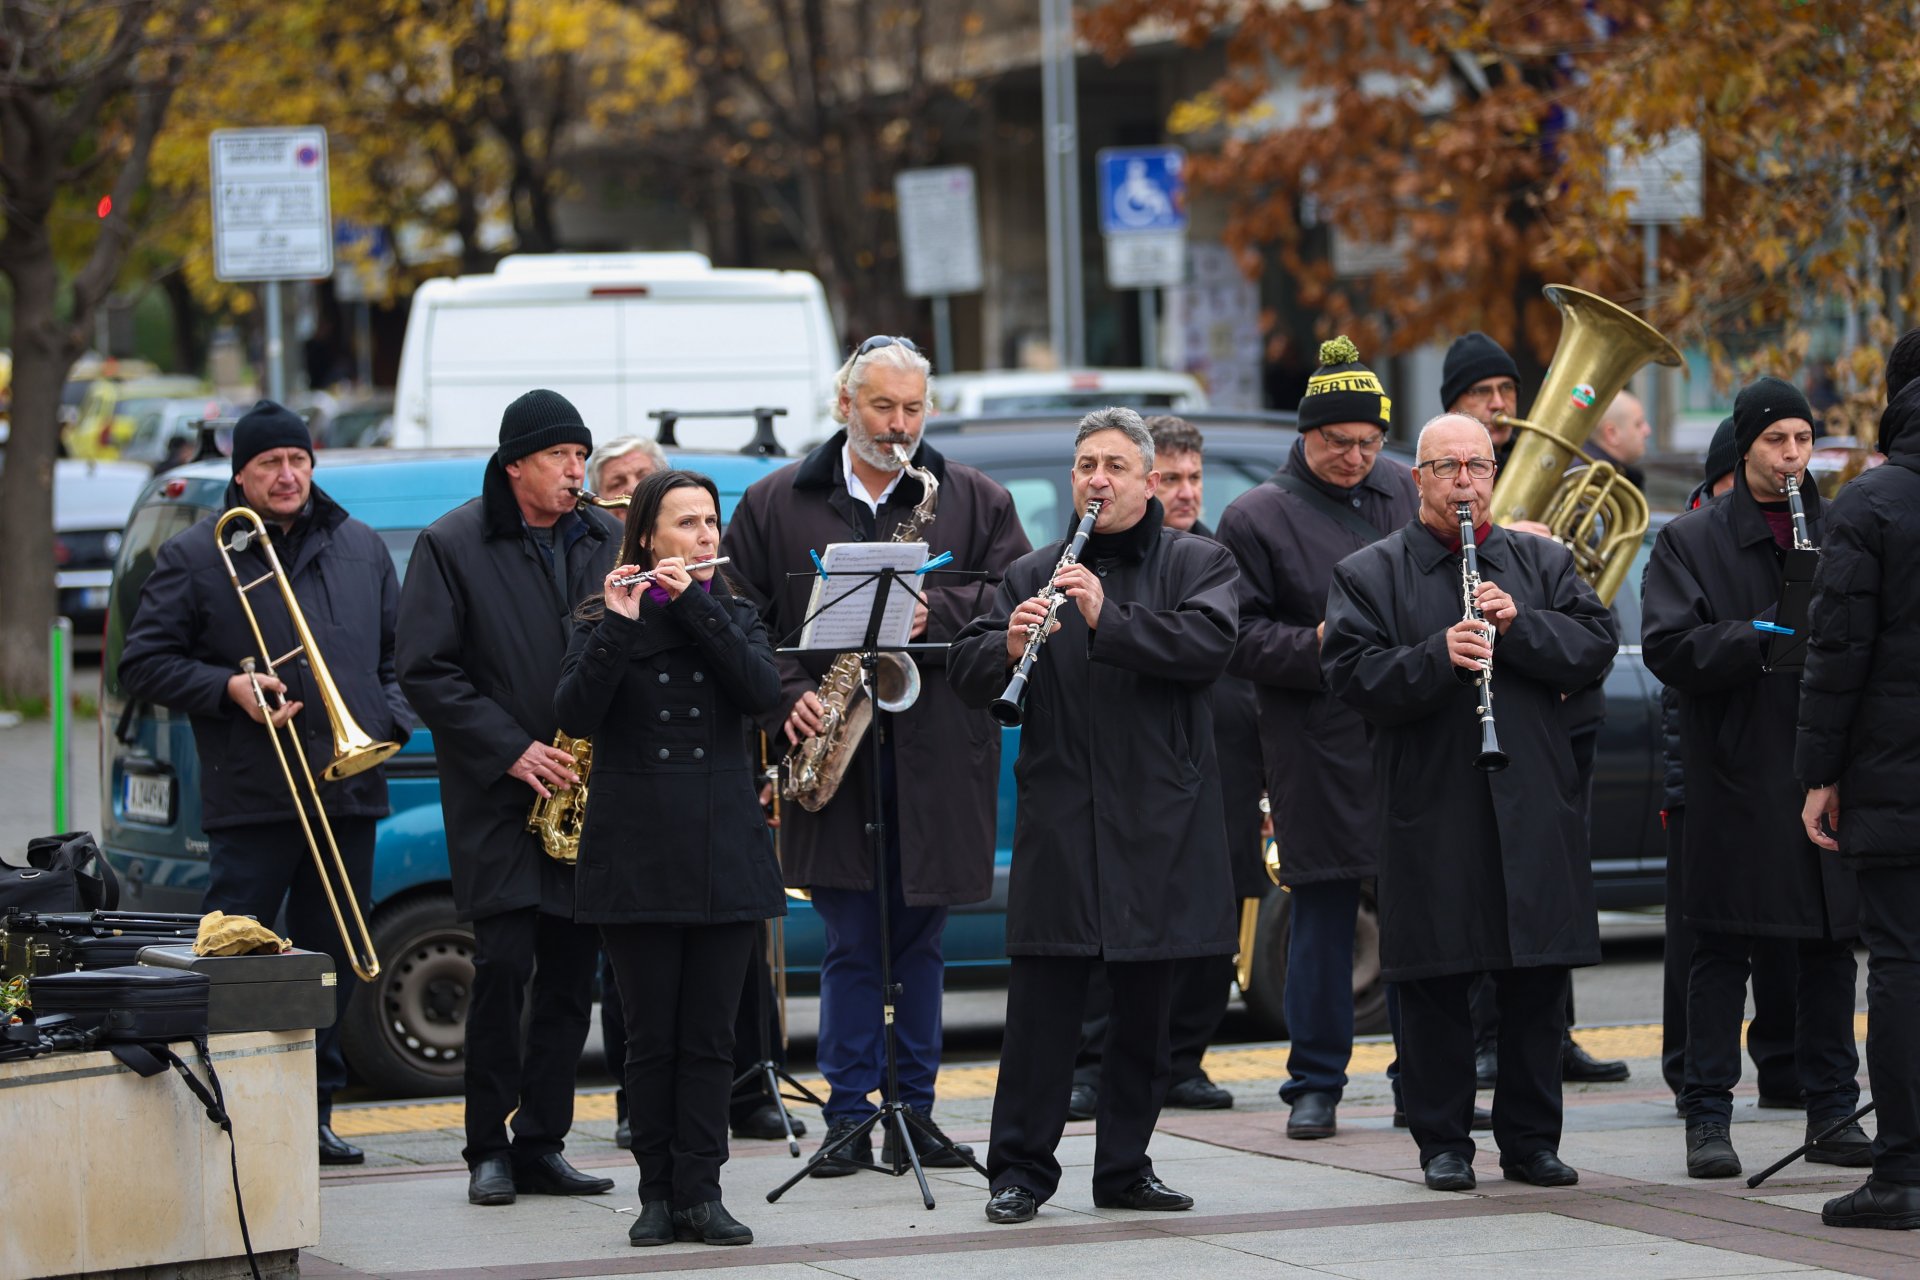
[
  {"xmin": 528, "ymin": 732, "xmax": 592, "ymax": 862},
  {"xmin": 782, "ymin": 443, "xmax": 939, "ymax": 812}
]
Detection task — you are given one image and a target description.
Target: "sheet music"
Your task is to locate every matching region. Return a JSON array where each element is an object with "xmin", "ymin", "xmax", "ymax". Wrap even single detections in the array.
[{"xmin": 797, "ymin": 541, "xmax": 930, "ymax": 651}]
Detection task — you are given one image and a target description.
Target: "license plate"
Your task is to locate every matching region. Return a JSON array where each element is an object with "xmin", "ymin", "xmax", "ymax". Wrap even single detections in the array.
[{"xmin": 123, "ymin": 773, "xmax": 173, "ymax": 824}]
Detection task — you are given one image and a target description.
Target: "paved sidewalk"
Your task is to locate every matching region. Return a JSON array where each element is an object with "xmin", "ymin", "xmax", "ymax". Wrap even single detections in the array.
[{"xmin": 307, "ymin": 1041, "xmax": 1914, "ymax": 1280}]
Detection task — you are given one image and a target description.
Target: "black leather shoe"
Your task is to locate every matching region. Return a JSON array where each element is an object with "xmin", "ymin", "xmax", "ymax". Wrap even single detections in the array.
[
  {"xmin": 614, "ymin": 1117, "xmax": 631, "ymax": 1150},
  {"xmin": 1093, "ymin": 1173, "xmax": 1194, "ymax": 1211},
  {"xmin": 318, "ymin": 1123, "xmax": 364, "ymax": 1166},
  {"xmin": 1822, "ymin": 1179, "xmax": 1920, "ymax": 1230},
  {"xmin": 1394, "ymin": 1105, "xmax": 1492, "ymax": 1131},
  {"xmin": 1474, "ymin": 1046, "xmax": 1497, "ymax": 1089},
  {"xmin": 1423, "ymin": 1152, "xmax": 1476, "ymax": 1192},
  {"xmin": 1685, "ymin": 1121, "xmax": 1741, "ymax": 1179},
  {"xmin": 467, "ymin": 1155, "xmax": 516, "ymax": 1206},
  {"xmin": 808, "ymin": 1118, "xmax": 874, "ymax": 1178},
  {"xmin": 673, "ymin": 1200, "xmax": 753, "ymax": 1245},
  {"xmin": 1165, "ymin": 1076, "xmax": 1233, "ymax": 1109},
  {"xmin": 986, "ymin": 1185, "xmax": 1038, "ymax": 1224},
  {"xmin": 1501, "ymin": 1150, "xmax": 1579, "ymax": 1187},
  {"xmin": 882, "ymin": 1110, "xmax": 974, "ymax": 1169},
  {"xmin": 1563, "ymin": 1037, "xmax": 1630, "ymax": 1083},
  {"xmin": 1806, "ymin": 1119, "xmax": 1874, "ymax": 1167},
  {"xmin": 732, "ymin": 1102, "xmax": 806, "ymax": 1141},
  {"xmin": 514, "ymin": 1152, "xmax": 615, "ymax": 1196},
  {"xmin": 628, "ymin": 1200, "xmax": 674, "ymax": 1246},
  {"xmin": 1287, "ymin": 1092, "xmax": 1338, "ymax": 1140},
  {"xmin": 1067, "ymin": 1083, "xmax": 1097, "ymax": 1121}
]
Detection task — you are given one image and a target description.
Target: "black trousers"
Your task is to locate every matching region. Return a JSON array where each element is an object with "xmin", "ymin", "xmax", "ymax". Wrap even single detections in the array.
[
  {"xmin": 1659, "ymin": 808, "xmax": 1798, "ymax": 1098},
  {"xmin": 462, "ymin": 906, "xmax": 601, "ymax": 1167},
  {"xmin": 1681, "ymin": 929, "xmax": 1859, "ymax": 1125},
  {"xmin": 205, "ymin": 815, "xmax": 374, "ymax": 1121},
  {"xmin": 990, "ymin": 956, "xmax": 1174, "ymax": 1204},
  {"xmin": 1857, "ymin": 866, "xmax": 1920, "ymax": 1185},
  {"xmin": 1071, "ymin": 955, "xmax": 1230, "ymax": 1090},
  {"xmin": 1400, "ymin": 967, "xmax": 1569, "ymax": 1166},
  {"xmin": 601, "ymin": 921, "xmax": 757, "ymax": 1207}
]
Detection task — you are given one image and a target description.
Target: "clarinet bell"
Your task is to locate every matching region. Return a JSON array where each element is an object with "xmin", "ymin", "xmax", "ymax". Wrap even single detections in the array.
[
  {"xmin": 988, "ymin": 676, "xmax": 1028, "ymax": 728},
  {"xmin": 1475, "ymin": 724, "xmax": 1508, "ymax": 773}
]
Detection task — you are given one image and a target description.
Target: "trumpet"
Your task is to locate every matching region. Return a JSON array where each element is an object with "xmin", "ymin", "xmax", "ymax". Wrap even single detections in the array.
[
  {"xmin": 989, "ymin": 499, "xmax": 1102, "ymax": 727},
  {"xmin": 611, "ymin": 557, "xmax": 730, "ymax": 590},
  {"xmin": 215, "ymin": 507, "xmax": 394, "ymax": 981},
  {"xmin": 1457, "ymin": 503, "xmax": 1508, "ymax": 773}
]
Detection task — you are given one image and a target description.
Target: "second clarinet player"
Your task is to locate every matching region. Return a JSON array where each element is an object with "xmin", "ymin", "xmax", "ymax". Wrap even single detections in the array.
[{"xmin": 950, "ymin": 407, "xmax": 1240, "ymax": 1225}]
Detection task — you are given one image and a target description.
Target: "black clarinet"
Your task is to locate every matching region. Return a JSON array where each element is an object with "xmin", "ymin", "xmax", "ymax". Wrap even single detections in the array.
[
  {"xmin": 1458, "ymin": 503, "xmax": 1509, "ymax": 773},
  {"xmin": 989, "ymin": 499, "xmax": 1103, "ymax": 727}
]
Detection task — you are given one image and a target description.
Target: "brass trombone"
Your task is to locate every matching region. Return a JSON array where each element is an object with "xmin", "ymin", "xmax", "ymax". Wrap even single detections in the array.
[{"xmin": 215, "ymin": 507, "xmax": 397, "ymax": 981}]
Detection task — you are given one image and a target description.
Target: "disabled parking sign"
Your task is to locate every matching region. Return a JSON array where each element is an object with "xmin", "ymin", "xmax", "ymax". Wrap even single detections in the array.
[{"xmin": 1097, "ymin": 147, "xmax": 1187, "ymax": 235}]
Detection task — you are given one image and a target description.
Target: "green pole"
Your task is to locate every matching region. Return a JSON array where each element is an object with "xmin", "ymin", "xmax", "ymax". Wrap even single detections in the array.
[{"xmin": 50, "ymin": 617, "xmax": 72, "ymax": 832}]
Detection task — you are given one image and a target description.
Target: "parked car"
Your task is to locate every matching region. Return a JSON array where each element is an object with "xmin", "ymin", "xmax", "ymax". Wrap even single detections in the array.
[
  {"xmin": 54, "ymin": 459, "xmax": 152, "ymax": 651},
  {"xmin": 64, "ymin": 374, "xmax": 207, "ymax": 461},
  {"xmin": 931, "ymin": 368, "xmax": 1209, "ymax": 418},
  {"xmin": 119, "ymin": 397, "xmax": 241, "ymax": 471},
  {"xmin": 98, "ymin": 419, "xmax": 1669, "ymax": 1092}
]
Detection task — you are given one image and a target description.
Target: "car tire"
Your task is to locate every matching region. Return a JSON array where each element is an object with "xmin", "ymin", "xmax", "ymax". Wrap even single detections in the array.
[
  {"xmin": 1241, "ymin": 886, "xmax": 1390, "ymax": 1040},
  {"xmin": 339, "ymin": 892, "xmax": 474, "ymax": 1097}
]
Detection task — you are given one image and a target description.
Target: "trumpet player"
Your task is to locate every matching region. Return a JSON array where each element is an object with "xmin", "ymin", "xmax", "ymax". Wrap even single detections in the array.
[
  {"xmin": 1642, "ymin": 376, "xmax": 1866, "ymax": 1181},
  {"xmin": 1321, "ymin": 413, "xmax": 1614, "ymax": 1193},
  {"xmin": 120, "ymin": 400, "xmax": 414, "ymax": 1167},
  {"xmin": 949, "ymin": 408, "xmax": 1240, "ymax": 1225},
  {"xmin": 397, "ymin": 389, "xmax": 620, "ymax": 1206},
  {"xmin": 721, "ymin": 337, "xmax": 1029, "ymax": 1174}
]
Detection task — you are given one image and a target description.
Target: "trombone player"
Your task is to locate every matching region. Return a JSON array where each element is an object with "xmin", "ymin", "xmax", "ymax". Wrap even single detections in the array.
[{"xmin": 120, "ymin": 400, "xmax": 414, "ymax": 1167}]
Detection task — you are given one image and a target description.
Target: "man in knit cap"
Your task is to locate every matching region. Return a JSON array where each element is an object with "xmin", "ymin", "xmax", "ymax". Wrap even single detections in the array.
[
  {"xmin": 1441, "ymin": 332, "xmax": 1524, "ymax": 467},
  {"xmin": 1643, "ymin": 376, "xmax": 1866, "ymax": 1180},
  {"xmin": 398, "ymin": 389, "xmax": 623, "ymax": 1206}
]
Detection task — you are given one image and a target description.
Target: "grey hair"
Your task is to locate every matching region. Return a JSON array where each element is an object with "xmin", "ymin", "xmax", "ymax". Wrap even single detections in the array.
[
  {"xmin": 832, "ymin": 340, "xmax": 933, "ymax": 424},
  {"xmin": 1414, "ymin": 412, "xmax": 1494, "ymax": 463},
  {"xmin": 587, "ymin": 436, "xmax": 669, "ymax": 492},
  {"xmin": 1073, "ymin": 406, "xmax": 1156, "ymax": 470}
]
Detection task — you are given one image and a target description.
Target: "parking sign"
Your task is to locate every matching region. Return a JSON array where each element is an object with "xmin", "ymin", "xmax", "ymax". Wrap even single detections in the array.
[
  {"xmin": 210, "ymin": 127, "xmax": 334, "ymax": 282},
  {"xmin": 1097, "ymin": 147, "xmax": 1187, "ymax": 235}
]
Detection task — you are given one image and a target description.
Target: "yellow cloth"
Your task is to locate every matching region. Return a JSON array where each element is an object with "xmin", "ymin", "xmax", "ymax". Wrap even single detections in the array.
[{"xmin": 193, "ymin": 911, "xmax": 289, "ymax": 957}]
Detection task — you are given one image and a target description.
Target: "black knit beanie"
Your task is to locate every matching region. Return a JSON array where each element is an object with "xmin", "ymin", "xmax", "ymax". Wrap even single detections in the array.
[
  {"xmin": 1440, "ymin": 332, "xmax": 1520, "ymax": 411},
  {"xmin": 1701, "ymin": 415, "xmax": 1737, "ymax": 490},
  {"xmin": 1731, "ymin": 376, "xmax": 1815, "ymax": 456},
  {"xmin": 230, "ymin": 399, "xmax": 313, "ymax": 474},
  {"xmin": 497, "ymin": 388, "xmax": 593, "ymax": 465},
  {"xmin": 1298, "ymin": 336, "xmax": 1391, "ymax": 433}
]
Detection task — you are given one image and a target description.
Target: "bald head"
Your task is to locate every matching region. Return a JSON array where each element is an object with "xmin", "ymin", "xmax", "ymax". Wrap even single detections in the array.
[
  {"xmin": 1596, "ymin": 390, "xmax": 1650, "ymax": 466},
  {"xmin": 1415, "ymin": 413, "xmax": 1494, "ymax": 463}
]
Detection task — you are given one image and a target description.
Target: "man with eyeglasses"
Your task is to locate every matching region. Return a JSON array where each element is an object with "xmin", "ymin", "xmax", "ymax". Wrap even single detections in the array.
[
  {"xmin": 1322, "ymin": 412, "xmax": 1615, "ymax": 1193},
  {"xmin": 723, "ymin": 336, "xmax": 1031, "ymax": 1176},
  {"xmin": 1216, "ymin": 338, "xmax": 1418, "ymax": 1140},
  {"xmin": 1441, "ymin": 332, "xmax": 1524, "ymax": 468}
]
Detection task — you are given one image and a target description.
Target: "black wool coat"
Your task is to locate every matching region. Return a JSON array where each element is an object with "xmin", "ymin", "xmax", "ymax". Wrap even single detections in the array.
[
  {"xmin": 1322, "ymin": 521, "xmax": 1615, "ymax": 981},
  {"xmin": 948, "ymin": 501, "xmax": 1241, "ymax": 961},
  {"xmin": 554, "ymin": 586, "xmax": 789, "ymax": 924},
  {"xmin": 1190, "ymin": 519, "xmax": 1267, "ymax": 901},
  {"xmin": 1796, "ymin": 383, "xmax": 1920, "ymax": 871},
  {"xmin": 1642, "ymin": 470, "xmax": 1858, "ymax": 938},
  {"xmin": 396, "ymin": 459, "xmax": 620, "ymax": 922},
  {"xmin": 119, "ymin": 481, "xmax": 413, "ymax": 830},
  {"xmin": 1215, "ymin": 443, "xmax": 1419, "ymax": 885},
  {"xmin": 720, "ymin": 433, "xmax": 1031, "ymax": 906}
]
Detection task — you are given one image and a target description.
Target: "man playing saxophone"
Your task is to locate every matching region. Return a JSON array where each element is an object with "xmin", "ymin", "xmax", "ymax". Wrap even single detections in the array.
[{"xmin": 722, "ymin": 337, "xmax": 1029, "ymax": 1174}]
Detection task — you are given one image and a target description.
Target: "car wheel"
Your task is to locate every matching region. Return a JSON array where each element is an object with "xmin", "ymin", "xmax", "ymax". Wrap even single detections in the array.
[
  {"xmin": 340, "ymin": 892, "xmax": 474, "ymax": 1097},
  {"xmin": 1241, "ymin": 887, "xmax": 1391, "ymax": 1039}
]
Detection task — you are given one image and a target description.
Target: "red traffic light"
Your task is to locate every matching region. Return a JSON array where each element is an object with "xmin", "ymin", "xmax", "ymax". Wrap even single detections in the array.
[{"xmin": 97, "ymin": 195, "xmax": 112, "ymax": 218}]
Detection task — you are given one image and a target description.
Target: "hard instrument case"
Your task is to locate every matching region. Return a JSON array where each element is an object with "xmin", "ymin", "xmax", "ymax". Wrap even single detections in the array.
[{"xmin": 137, "ymin": 943, "xmax": 339, "ymax": 1032}]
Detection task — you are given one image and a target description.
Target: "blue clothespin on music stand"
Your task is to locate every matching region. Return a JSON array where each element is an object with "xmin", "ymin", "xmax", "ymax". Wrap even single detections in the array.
[
  {"xmin": 916, "ymin": 551, "xmax": 954, "ymax": 575},
  {"xmin": 808, "ymin": 549, "xmax": 829, "ymax": 580}
]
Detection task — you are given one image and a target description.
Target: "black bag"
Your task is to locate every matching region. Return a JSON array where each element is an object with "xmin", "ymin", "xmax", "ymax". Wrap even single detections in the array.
[
  {"xmin": 0, "ymin": 832, "xmax": 120, "ymax": 913},
  {"xmin": 27, "ymin": 966, "xmax": 210, "ymax": 1043},
  {"xmin": 2, "ymin": 909, "xmax": 204, "ymax": 981}
]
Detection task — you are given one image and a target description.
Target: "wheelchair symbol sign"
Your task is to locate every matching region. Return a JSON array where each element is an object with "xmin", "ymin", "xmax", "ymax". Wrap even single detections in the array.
[{"xmin": 1098, "ymin": 147, "xmax": 1187, "ymax": 235}]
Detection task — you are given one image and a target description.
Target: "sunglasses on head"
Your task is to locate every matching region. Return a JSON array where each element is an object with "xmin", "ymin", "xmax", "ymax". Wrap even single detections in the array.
[{"xmin": 856, "ymin": 335, "xmax": 923, "ymax": 357}]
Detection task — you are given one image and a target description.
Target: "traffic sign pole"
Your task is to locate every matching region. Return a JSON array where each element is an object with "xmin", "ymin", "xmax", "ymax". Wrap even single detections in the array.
[
  {"xmin": 264, "ymin": 280, "xmax": 286, "ymax": 404},
  {"xmin": 932, "ymin": 295, "xmax": 955, "ymax": 381},
  {"xmin": 1140, "ymin": 289, "xmax": 1159, "ymax": 370}
]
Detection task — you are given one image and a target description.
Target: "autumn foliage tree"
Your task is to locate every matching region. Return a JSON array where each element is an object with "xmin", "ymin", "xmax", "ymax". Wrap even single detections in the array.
[{"xmin": 1083, "ymin": 1, "xmax": 1920, "ymax": 418}]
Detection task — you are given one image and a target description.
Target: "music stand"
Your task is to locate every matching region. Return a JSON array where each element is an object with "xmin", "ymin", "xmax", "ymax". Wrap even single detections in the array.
[{"xmin": 765, "ymin": 556, "xmax": 989, "ymax": 1209}]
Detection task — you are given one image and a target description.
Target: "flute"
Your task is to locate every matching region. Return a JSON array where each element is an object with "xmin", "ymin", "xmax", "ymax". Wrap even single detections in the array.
[{"xmin": 611, "ymin": 557, "xmax": 730, "ymax": 589}]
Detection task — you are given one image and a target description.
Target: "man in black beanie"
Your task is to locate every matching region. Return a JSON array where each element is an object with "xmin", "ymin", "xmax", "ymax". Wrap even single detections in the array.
[
  {"xmin": 1644, "ymin": 375, "xmax": 1866, "ymax": 1180},
  {"xmin": 120, "ymin": 398, "xmax": 413, "ymax": 1167},
  {"xmin": 398, "ymin": 388, "xmax": 622, "ymax": 1206},
  {"xmin": 1442, "ymin": 332, "xmax": 1524, "ymax": 467}
]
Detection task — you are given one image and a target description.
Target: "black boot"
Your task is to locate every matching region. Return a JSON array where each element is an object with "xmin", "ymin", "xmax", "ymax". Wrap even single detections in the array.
[
  {"xmin": 628, "ymin": 1200, "xmax": 674, "ymax": 1246},
  {"xmin": 673, "ymin": 1200, "xmax": 753, "ymax": 1245}
]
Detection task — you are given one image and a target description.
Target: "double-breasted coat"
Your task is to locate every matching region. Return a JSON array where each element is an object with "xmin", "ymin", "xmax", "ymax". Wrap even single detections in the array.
[
  {"xmin": 948, "ymin": 500, "xmax": 1240, "ymax": 962},
  {"xmin": 396, "ymin": 459, "xmax": 620, "ymax": 922},
  {"xmin": 720, "ymin": 433, "xmax": 1031, "ymax": 905},
  {"xmin": 1643, "ymin": 470, "xmax": 1859, "ymax": 938},
  {"xmin": 1321, "ymin": 520, "xmax": 1616, "ymax": 981},
  {"xmin": 553, "ymin": 584, "xmax": 787, "ymax": 925},
  {"xmin": 1215, "ymin": 441, "xmax": 1419, "ymax": 886}
]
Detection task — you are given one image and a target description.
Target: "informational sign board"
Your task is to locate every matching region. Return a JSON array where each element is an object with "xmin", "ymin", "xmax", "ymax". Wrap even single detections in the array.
[
  {"xmin": 1105, "ymin": 231, "xmax": 1187, "ymax": 289},
  {"xmin": 1097, "ymin": 147, "xmax": 1188, "ymax": 234},
  {"xmin": 210, "ymin": 127, "xmax": 334, "ymax": 282},
  {"xmin": 895, "ymin": 166, "xmax": 983, "ymax": 298},
  {"xmin": 1608, "ymin": 132, "xmax": 1703, "ymax": 224}
]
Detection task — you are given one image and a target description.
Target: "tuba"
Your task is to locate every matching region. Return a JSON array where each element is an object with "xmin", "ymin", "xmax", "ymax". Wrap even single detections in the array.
[
  {"xmin": 1487, "ymin": 286, "xmax": 1684, "ymax": 605},
  {"xmin": 782, "ymin": 444, "xmax": 938, "ymax": 812}
]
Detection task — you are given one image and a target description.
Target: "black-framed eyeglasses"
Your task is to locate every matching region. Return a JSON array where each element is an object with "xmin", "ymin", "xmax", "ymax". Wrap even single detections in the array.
[
  {"xmin": 1317, "ymin": 429, "xmax": 1386, "ymax": 454},
  {"xmin": 856, "ymin": 335, "xmax": 922, "ymax": 357},
  {"xmin": 1417, "ymin": 457, "xmax": 1498, "ymax": 480}
]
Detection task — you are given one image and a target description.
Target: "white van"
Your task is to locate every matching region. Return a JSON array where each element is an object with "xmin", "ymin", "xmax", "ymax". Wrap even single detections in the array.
[
  {"xmin": 392, "ymin": 253, "xmax": 840, "ymax": 455},
  {"xmin": 931, "ymin": 368, "xmax": 1209, "ymax": 418}
]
